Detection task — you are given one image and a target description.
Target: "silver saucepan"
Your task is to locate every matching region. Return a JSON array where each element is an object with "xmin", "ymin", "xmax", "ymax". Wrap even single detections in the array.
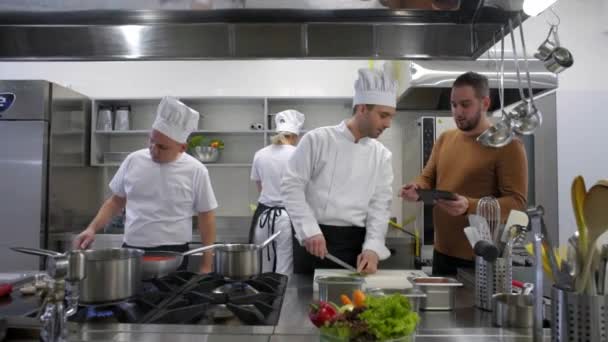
[
  {"xmin": 12, "ymin": 247, "xmax": 144, "ymax": 304},
  {"xmin": 141, "ymin": 244, "xmax": 219, "ymax": 279},
  {"xmin": 213, "ymin": 231, "xmax": 281, "ymax": 280},
  {"xmin": 143, "ymin": 231, "xmax": 282, "ymax": 280}
]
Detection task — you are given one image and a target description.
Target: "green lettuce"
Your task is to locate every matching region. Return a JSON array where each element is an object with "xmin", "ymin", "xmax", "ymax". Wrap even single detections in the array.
[
  {"xmin": 320, "ymin": 321, "xmax": 351, "ymax": 339},
  {"xmin": 358, "ymin": 294, "xmax": 419, "ymax": 340}
]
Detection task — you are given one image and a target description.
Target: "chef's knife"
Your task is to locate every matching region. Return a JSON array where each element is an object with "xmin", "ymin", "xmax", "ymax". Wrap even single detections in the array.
[{"xmin": 326, "ymin": 253, "xmax": 357, "ymax": 273}]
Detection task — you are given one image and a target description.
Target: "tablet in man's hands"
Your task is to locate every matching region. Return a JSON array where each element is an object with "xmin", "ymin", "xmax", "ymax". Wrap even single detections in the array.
[{"xmin": 416, "ymin": 189, "xmax": 457, "ymax": 205}]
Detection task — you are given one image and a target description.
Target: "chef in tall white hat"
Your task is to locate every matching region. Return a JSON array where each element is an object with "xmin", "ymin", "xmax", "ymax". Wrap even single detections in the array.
[
  {"xmin": 250, "ymin": 109, "xmax": 305, "ymax": 275},
  {"xmin": 74, "ymin": 96, "xmax": 218, "ymax": 273},
  {"xmin": 282, "ymin": 65, "xmax": 398, "ymax": 274}
]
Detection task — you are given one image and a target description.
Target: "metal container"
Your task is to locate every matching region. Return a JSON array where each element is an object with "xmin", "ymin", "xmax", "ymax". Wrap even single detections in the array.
[
  {"xmin": 96, "ymin": 105, "xmax": 113, "ymax": 131},
  {"xmin": 78, "ymin": 248, "xmax": 144, "ymax": 304},
  {"xmin": 315, "ymin": 276, "xmax": 365, "ymax": 304},
  {"xmin": 11, "ymin": 247, "xmax": 144, "ymax": 304},
  {"xmin": 475, "ymin": 256, "xmax": 512, "ymax": 311},
  {"xmin": 411, "ymin": 277, "xmax": 462, "ymax": 311},
  {"xmin": 214, "ymin": 244, "xmax": 262, "ymax": 280},
  {"xmin": 365, "ymin": 287, "xmax": 427, "ymax": 312},
  {"xmin": 551, "ymin": 286, "xmax": 608, "ymax": 342},
  {"xmin": 192, "ymin": 146, "xmax": 220, "ymax": 163},
  {"xmin": 492, "ymin": 293, "xmax": 534, "ymax": 328},
  {"xmin": 113, "ymin": 105, "xmax": 131, "ymax": 131},
  {"xmin": 213, "ymin": 232, "xmax": 280, "ymax": 280},
  {"xmin": 543, "ymin": 47, "xmax": 574, "ymax": 74}
]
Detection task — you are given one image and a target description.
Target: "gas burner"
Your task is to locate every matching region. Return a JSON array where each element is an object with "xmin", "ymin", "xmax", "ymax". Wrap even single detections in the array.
[
  {"xmin": 64, "ymin": 272, "xmax": 288, "ymax": 326},
  {"xmin": 86, "ymin": 306, "xmax": 114, "ymax": 319},
  {"xmin": 212, "ymin": 282, "xmax": 259, "ymax": 296}
]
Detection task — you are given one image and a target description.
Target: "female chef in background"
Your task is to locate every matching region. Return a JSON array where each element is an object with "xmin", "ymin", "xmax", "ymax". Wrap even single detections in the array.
[{"xmin": 249, "ymin": 110, "xmax": 305, "ymax": 275}]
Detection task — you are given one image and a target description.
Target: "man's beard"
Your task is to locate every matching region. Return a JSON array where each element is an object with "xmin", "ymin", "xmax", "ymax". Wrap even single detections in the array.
[{"xmin": 456, "ymin": 110, "xmax": 482, "ymax": 132}]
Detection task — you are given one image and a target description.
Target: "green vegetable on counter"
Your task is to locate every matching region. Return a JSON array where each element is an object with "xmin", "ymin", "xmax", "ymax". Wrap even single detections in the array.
[
  {"xmin": 358, "ymin": 294, "xmax": 419, "ymax": 340},
  {"xmin": 320, "ymin": 321, "xmax": 352, "ymax": 339}
]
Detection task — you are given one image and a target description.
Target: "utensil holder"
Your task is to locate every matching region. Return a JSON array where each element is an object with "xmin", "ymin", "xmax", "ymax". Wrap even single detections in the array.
[
  {"xmin": 551, "ymin": 286, "xmax": 608, "ymax": 342},
  {"xmin": 475, "ymin": 256, "xmax": 512, "ymax": 311}
]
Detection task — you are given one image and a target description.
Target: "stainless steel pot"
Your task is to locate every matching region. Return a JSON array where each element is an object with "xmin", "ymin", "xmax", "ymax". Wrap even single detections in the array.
[
  {"xmin": 214, "ymin": 231, "xmax": 281, "ymax": 280},
  {"xmin": 214, "ymin": 244, "xmax": 263, "ymax": 280},
  {"xmin": 78, "ymin": 248, "xmax": 144, "ymax": 303},
  {"xmin": 492, "ymin": 293, "xmax": 534, "ymax": 328},
  {"xmin": 12, "ymin": 247, "xmax": 144, "ymax": 304}
]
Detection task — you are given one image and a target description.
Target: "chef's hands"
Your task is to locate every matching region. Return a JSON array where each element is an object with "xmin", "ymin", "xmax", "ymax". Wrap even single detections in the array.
[
  {"xmin": 305, "ymin": 234, "xmax": 378, "ymax": 273},
  {"xmin": 436, "ymin": 194, "xmax": 469, "ymax": 216},
  {"xmin": 357, "ymin": 250, "xmax": 379, "ymax": 274},
  {"xmin": 399, "ymin": 183, "xmax": 420, "ymax": 202},
  {"xmin": 304, "ymin": 234, "xmax": 328, "ymax": 258},
  {"xmin": 73, "ymin": 227, "xmax": 96, "ymax": 249}
]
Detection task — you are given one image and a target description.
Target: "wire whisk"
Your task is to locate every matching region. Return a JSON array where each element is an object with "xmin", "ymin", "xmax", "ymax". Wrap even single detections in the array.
[{"xmin": 477, "ymin": 196, "xmax": 501, "ymax": 243}]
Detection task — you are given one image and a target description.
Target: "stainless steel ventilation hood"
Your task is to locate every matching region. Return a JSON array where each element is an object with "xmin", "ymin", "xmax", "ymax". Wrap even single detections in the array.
[
  {"xmin": 0, "ymin": 0, "xmax": 528, "ymax": 61},
  {"xmin": 397, "ymin": 56, "xmax": 558, "ymax": 111}
]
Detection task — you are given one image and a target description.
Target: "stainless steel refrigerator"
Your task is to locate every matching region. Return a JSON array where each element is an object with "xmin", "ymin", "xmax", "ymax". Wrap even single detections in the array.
[{"xmin": 0, "ymin": 80, "xmax": 90, "ymax": 272}]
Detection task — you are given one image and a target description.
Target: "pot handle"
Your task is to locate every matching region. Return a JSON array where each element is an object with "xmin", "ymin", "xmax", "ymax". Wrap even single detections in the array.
[
  {"xmin": 259, "ymin": 231, "xmax": 281, "ymax": 249},
  {"xmin": 66, "ymin": 251, "xmax": 86, "ymax": 282},
  {"xmin": 182, "ymin": 244, "xmax": 220, "ymax": 256},
  {"xmin": 11, "ymin": 247, "xmax": 63, "ymax": 258}
]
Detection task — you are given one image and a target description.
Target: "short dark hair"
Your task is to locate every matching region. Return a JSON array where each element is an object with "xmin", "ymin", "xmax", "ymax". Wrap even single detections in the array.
[
  {"xmin": 453, "ymin": 71, "xmax": 490, "ymax": 99},
  {"xmin": 352, "ymin": 104, "xmax": 375, "ymax": 115}
]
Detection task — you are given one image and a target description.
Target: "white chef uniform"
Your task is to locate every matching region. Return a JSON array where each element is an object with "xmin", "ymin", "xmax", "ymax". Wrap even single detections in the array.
[
  {"xmin": 281, "ymin": 67, "xmax": 396, "ymax": 273},
  {"xmin": 250, "ymin": 109, "xmax": 305, "ymax": 275},
  {"xmin": 110, "ymin": 96, "xmax": 218, "ymax": 248}
]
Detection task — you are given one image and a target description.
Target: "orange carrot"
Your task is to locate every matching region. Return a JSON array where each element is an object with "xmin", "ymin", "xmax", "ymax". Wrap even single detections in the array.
[
  {"xmin": 340, "ymin": 294, "xmax": 353, "ymax": 306},
  {"xmin": 353, "ymin": 289, "xmax": 366, "ymax": 308}
]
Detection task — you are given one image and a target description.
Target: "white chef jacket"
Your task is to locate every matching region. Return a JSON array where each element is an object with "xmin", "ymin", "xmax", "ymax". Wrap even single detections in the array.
[
  {"xmin": 109, "ymin": 149, "xmax": 218, "ymax": 247},
  {"xmin": 281, "ymin": 121, "xmax": 393, "ymax": 260},
  {"xmin": 251, "ymin": 144, "xmax": 296, "ymax": 207}
]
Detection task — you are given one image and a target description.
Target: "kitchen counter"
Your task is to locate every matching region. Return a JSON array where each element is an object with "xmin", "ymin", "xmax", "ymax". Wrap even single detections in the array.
[{"xmin": 1, "ymin": 274, "xmax": 551, "ymax": 341}]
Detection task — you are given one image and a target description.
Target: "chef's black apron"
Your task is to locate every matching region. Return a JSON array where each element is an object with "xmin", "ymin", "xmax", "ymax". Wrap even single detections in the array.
[
  {"xmin": 122, "ymin": 242, "xmax": 190, "ymax": 271},
  {"xmin": 292, "ymin": 224, "xmax": 365, "ymax": 274},
  {"xmin": 249, "ymin": 202, "xmax": 283, "ymax": 272}
]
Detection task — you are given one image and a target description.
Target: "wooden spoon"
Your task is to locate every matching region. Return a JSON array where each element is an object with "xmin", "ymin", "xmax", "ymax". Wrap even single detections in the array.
[
  {"xmin": 577, "ymin": 182, "xmax": 608, "ymax": 293},
  {"xmin": 572, "ymin": 176, "xmax": 588, "ymax": 260}
]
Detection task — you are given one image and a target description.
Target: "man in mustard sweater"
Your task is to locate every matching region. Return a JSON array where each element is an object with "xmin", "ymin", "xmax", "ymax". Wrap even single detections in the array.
[{"xmin": 400, "ymin": 71, "xmax": 528, "ymax": 275}]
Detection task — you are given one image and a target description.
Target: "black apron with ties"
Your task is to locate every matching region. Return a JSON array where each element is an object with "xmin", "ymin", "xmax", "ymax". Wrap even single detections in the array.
[
  {"xmin": 123, "ymin": 242, "xmax": 190, "ymax": 271},
  {"xmin": 248, "ymin": 202, "xmax": 285, "ymax": 272},
  {"xmin": 292, "ymin": 224, "xmax": 366, "ymax": 274}
]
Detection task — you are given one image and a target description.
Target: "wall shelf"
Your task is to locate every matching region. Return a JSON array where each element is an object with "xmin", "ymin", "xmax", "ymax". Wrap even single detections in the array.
[{"xmin": 91, "ymin": 96, "xmax": 349, "ymax": 217}]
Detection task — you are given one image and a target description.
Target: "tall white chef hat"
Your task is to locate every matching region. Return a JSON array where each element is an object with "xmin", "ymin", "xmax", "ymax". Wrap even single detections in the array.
[
  {"xmin": 352, "ymin": 65, "xmax": 398, "ymax": 108},
  {"xmin": 152, "ymin": 96, "xmax": 200, "ymax": 144},
  {"xmin": 275, "ymin": 109, "xmax": 305, "ymax": 135}
]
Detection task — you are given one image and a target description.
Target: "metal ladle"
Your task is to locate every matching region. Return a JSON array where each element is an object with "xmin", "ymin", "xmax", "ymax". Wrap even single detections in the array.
[
  {"xmin": 478, "ymin": 27, "xmax": 514, "ymax": 148},
  {"xmin": 509, "ymin": 17, "xmax": 543, "ymax": 136}
]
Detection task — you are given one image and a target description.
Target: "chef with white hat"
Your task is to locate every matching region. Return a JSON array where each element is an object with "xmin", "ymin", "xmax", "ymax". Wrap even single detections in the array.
[
  {"xmin": 74, "ymin": 96, "xmax": 218, "ymax": 273},
  {"xmin": 281, "ymin": 66, "xmax": 397, "ymax": 274},
  {"xmin": 249, "ymin": 109, "xmax": 305, "ymax": 275}
]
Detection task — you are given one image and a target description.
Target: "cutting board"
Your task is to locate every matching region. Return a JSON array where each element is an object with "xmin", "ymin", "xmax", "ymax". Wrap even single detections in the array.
[{"xmin": 312, "ymin": 269, "xmax": 427, "ymax": 292}]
